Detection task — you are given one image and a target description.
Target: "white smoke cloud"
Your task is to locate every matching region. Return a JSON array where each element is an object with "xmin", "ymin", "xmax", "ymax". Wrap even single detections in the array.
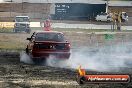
[
  {"xmin": 67, "ymin": 43, "xmax": 132, "ymax": 72},
  {"xmin": 20, "ymin": 51, "xmax": 34, "ymax": 64},
  {"xmin": 20, "ymin": 42, "xmax": 132, "ymax": 72},
  {"xmin": 46, "ymin": 42, "xmax": 132, "ymax": 72}
]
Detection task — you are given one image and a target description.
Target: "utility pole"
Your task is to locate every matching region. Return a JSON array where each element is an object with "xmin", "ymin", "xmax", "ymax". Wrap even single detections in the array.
[
  {"xmin": 22, "ymin": 0, "xmax": 24, "ymax": 13},
  {"xmin": 106, "ymin": 0, "xmax": 109, "ymax": 13},
  {"xmin": 9, "ymin": 0, "xmax": 13, "ymax": 17},
  {"xmin": 5, "ymin": 0, "xmax": 13, "ymax": 17}
]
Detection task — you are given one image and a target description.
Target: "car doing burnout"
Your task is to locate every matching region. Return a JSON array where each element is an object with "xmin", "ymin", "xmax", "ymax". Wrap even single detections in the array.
[{"xmin": 26, "ymin": 31, "xmax": 71, "ymax": 63}]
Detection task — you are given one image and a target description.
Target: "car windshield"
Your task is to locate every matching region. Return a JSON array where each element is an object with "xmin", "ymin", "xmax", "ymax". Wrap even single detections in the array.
[
  {"xmin": 15, "ymin": 17, "xmax": 29, "ymax": 22},
  {"xmin": 35, "ymin": 33, "xmax": 65, "ymax": 42}
]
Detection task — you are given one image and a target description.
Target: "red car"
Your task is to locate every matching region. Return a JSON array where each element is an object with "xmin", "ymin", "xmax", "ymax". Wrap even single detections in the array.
[{"xmin": 26, "ymin": 31, "xmax": 71, "ymax": 63}]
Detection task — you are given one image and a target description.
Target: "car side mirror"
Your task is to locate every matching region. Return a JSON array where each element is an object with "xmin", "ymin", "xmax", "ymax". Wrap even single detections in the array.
[{"xmin": 27, "ymin": 38, "xmax": 31, "ymax": 41}]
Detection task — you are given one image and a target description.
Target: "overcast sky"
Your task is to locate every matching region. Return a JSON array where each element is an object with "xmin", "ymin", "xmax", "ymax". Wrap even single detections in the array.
[
  {"xmin": 2, "ymin": 0, "xmax": 132, "ymax": 3},
  {"xmin": 2, "ymin": 0, "xmax": 105, "ymax": 3},
  {"xmin": 0, "ymin": 0, "xmax": 3, "ymax": 3},
  {"xmin": 2, "ymin": 0, "xmax": 132, "ymax": 6}
]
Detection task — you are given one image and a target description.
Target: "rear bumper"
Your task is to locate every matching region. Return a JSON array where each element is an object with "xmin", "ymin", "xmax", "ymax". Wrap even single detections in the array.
[{"xmin": 31, "ymin": 51, "xmax": 70, "ymax": 59}]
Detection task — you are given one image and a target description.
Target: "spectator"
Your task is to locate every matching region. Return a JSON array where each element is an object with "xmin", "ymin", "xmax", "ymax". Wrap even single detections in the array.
[{"xmin": 43, "ymin": 19, "xmax": 51, "ymax": 31}]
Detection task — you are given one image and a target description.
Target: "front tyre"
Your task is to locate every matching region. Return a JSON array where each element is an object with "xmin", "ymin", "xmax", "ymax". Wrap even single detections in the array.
[
  {"xmin": 26, "ymin": 29, "xmax": 31, "ymax": 34},
  {"xmin": 13, "ymin": 28, "xmax": 18, "ymax": 33}
]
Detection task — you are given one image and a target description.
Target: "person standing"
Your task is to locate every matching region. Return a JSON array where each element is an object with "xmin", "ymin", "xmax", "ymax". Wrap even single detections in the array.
[{"xmin": 43, "ymin": 19, "xmax": 51, "ymax": 31}]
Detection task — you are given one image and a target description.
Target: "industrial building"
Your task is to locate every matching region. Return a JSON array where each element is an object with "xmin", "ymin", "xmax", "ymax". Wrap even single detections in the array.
[{"xmin": 0, "ymin": 0, "xmax": 131, "ymax": 21}]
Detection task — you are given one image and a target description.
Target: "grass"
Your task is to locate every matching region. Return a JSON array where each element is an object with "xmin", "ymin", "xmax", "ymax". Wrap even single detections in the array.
[
  {"xmin": 0, "ymin": 27, "xmax": 132, "ymax": 33},
  {"xmin": 0, "ymin": 27, "xmax": 132, "ymax": 51},
  {"xmin": 0, "ymin": 27, "xmax": 13, "ymax": 33},
  {"xmin": 32, "ymin": 27, "xmax": 132, "ymax": 33},
  {"xmin": 0, "ymin": 33, "xmax": 29, "ymax": 51}
]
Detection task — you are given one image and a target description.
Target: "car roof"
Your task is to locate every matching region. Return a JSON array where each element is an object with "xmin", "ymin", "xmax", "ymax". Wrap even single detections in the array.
[{"xmin": 34, "ymin": 31, "xmax": 64, "ymax": 34}]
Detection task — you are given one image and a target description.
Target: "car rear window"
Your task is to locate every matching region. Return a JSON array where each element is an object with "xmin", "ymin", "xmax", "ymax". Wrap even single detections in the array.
[{"xmin": 35, "ymin": 33, "xmax": 65, "ymax": 42}]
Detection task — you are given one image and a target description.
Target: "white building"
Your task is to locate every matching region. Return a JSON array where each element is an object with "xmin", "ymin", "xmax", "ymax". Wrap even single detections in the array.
[{"xmin": 3, "ymin": 0, "xmax": 132, "ymax": 6}]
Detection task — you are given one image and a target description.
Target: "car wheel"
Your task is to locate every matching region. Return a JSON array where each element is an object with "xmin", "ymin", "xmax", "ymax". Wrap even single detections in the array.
[
  {"xmin": 13, "ymin": 28, "xmax": 15, "ymax": 32},
  {"xmin": 121, "ymin": 19, "xmax": 125, "ymax": 22},
  {"xmin": 107, "ymin": 20, "xmax": 110, "ymax": 23},
  {"xmin": 25, "ymin": 29, "xmax": 31, "ymax": 34},
  {"xmin": 14, "ymin": 29, "xmax": 18, "ymax": 33}
]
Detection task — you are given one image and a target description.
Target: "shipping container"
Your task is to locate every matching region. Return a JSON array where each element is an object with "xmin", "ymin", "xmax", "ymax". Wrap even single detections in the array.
[{"xmin": 52, "ymin": 3, "xmax": 106, "ymax": 20}]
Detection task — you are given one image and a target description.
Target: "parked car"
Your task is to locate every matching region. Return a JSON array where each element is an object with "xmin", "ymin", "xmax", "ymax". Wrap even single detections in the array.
[
  {"xmin": 95, "ymin": 13, "xmax": 112, "ymax": 22},
  {"xmin": 95, "ymin": 12, "xmax": 128, "ymax": 22},
  {"xmin": 13, "ymin": 16, "xmax": 31, "ymax": 33},
  {"xmin": 26, "ymin": 31, "xmax": 71, "ymax": 64}
]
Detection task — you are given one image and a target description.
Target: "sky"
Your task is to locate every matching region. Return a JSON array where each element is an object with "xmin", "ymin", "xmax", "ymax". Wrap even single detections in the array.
[
  {"xmin": 2, "ymin": 0, "xmax": 132, "ymax": 5},
  {"xmin": 0, "ymin": 0, "xmax": 3, "ymax": 3}
]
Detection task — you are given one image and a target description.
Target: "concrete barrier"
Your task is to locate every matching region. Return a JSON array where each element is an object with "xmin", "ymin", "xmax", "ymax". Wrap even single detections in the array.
[
  {"xmin": 0, "ymin": 22, "xmax": 131, "ymax": 30},
  {"xmin": 0, "ymin": 22, "xmax": 14, "ymax": 28}
]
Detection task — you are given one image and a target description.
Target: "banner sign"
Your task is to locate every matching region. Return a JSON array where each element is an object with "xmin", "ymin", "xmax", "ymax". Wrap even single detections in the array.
[{"xmin": 0, "ymin": 22, "xmax": 14, "ymax": 28}]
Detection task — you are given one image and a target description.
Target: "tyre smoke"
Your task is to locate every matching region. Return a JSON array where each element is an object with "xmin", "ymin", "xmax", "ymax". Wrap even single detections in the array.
[
  {"xmin": 19, "ymin": 43, "xmax": 132, "ymax": 72},
  {"xmin": 20, "ymin": 51, "xmax": 33, "ymax": 64},
  {"xmin": 46, "ymin": 55, "xmax": 70, "ymax": 68},
  {"xmin": 45, "ymin": 43, "xmax": 132, "ymax": 72},
  {"xmin": 67, "ymin": 43, "xmax": 132, "ymax": 72}
]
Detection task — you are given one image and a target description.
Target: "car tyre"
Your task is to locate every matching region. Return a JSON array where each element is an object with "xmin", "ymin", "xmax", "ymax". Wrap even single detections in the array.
[
  {"xmin": 14, "ymin": 28, "xmax": 18, "ymax": 33},
  {"xmin": 25, "ymin": 29, "xmax": 31, "ymax": 34}
]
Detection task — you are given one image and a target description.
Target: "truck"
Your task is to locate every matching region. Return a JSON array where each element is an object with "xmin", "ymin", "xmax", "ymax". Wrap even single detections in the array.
[
  {"xmin": 95, "ymin": 12, "xmax": 112, "ymax": 22},
  {"xmin": 13, "ymin": 16, "xmax": 31, "ymax": 33},
  {"xmin": 121, "ymin": 12, "xmax": 128, "ymax": 22},
  {"xmin": 95, "ymin": 12, "xmax": 128, "ymax": 22}
]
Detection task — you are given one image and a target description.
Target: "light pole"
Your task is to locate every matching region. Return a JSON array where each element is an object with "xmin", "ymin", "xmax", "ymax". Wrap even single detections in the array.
[
  {"xmin": 5, "ymin": 0, "xmax": 13, "ymax": 17},
  {"xmin": 22, "ymin": 0, "xmax": 24, "ymax": 13},
  {"xmin": 106, "ymin": 0, "xmax": 109, "ymax": 13}
]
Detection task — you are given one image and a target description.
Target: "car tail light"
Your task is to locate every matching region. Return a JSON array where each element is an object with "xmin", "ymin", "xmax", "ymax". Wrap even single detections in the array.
[{"xmin": 65, "ymin": 43, "xmax": 70, "ymax": 49}]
